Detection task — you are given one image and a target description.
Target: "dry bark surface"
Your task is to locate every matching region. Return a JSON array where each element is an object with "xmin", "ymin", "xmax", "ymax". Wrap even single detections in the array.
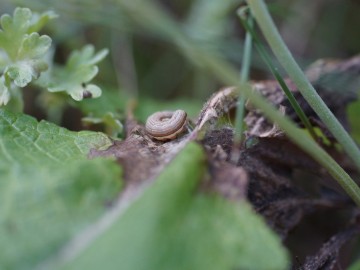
[{"xmin": 90, "ymin": 55, "xmax": 360, "ymax": 270}]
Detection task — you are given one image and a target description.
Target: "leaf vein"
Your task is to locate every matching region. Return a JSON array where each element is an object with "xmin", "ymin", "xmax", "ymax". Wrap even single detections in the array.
[{"xmin": 3, "ymin": 115, "xmax": 61, "ymax": 162}]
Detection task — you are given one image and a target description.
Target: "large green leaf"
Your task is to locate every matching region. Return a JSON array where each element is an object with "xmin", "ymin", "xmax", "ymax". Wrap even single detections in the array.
[
  {"xmin": 62, "ymin": 143, "xmax": 289, "ymax": 270},
  {"xmin": 0, "ymin": 109, "xmax": 122, "ymax": 270}
]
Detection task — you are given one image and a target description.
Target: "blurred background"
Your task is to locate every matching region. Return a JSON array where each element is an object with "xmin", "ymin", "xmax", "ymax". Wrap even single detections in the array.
[{"xmin": 1, "ymin": 0, "xmax": 359, "ymax": 131}]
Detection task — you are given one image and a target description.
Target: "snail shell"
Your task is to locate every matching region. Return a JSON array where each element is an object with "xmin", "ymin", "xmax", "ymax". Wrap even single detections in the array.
[{"xmin": 145, "ymin": 110, "xmax": 187, "ymax": 141}]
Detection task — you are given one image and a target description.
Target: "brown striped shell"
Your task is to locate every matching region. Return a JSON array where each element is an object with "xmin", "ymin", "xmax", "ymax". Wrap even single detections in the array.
[{"xmin": 145, "ymin": 110, "xmax": 187, "ymax": 141}]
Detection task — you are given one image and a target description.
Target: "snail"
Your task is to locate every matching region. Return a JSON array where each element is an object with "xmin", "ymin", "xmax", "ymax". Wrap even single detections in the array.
[{"xmin": 145, "ymin": 110, "xmax": 188, "ymax": 141}]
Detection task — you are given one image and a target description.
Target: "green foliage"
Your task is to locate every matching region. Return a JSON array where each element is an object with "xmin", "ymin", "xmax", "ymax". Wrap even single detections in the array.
[
  {"xmin": 0, "ymin": 8, "xmax": 39, "ymax": 60},
  {"xmin": 246, "ymin": 0, "xmax": 360, "ymax": 172},
  {"xmin": 62, "ymin": 143, "xmax": 289, "ymax": 270},
  {"xmin": 0, "ymin": 109, "xmax": 123, "ymax": 269},
  {"xmin": 237, "ymin": 7, "xmax": 317, "ymax": 141},
  {"xmin": 0, "ymin": 7, "xmax": 52, "ymax": 105},
  {"xmin": 28, "ymin": 10, "xmax": 58, "ymax": 33},
  {"xmin": 47, "ymin": 45, "xmax": 108, "ymax": 101},
  {"xmin": 6, "ymin": 32, "xmax": 51, "ymax": 87},
  {"xmin": 0, "ymin": 7, "xmax": 108, "ymax": 109}
]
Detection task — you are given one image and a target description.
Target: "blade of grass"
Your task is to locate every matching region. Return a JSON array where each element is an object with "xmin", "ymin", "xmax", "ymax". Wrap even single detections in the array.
[
  {"xmin": 115, "ymin": 0, "xmax": 360, "ymax": 206},
  {"xmin": 246, "ymin": 0, "xmax": 360, "ymax": 172},
  {"xmin": 230, "ymin": 14, "xmax": 253, "ymax": 164},
  {"xmin": 232, "ymin": 15, "xmax": 253, "ymax": 149},
  {"xmin": 237, "ymin": 7, "xmax": 317, "ymax": 141}
]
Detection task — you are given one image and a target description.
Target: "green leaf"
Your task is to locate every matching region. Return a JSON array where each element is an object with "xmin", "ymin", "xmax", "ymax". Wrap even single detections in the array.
[
  {"xmin": 62, "ymin": 143, "xmax": 289, "ymax": 270},
  {"xmin": 0, "ymin": 7, "xmax": 52, "ymax": 95},
  {"xmin": 0, "ymin": 109, "xmax": 123, "ymax": 270},
  {"xmin": 6, "ymin": 32, "xmax": 51, "ymax": 87},
  {"xmin": 18, "ymin": 32, "xmax": 52, "ymax": 60},
  {"xmin": 0, "ymin": 8, "xmax": 32, "ymax": 59},
  {"xmin": 28, "ymin": 10, "xmax": 58, "ymax": 33},
  {"xmin": 47, "ymin": 45, "xmax": 108, "ymax": 101}
]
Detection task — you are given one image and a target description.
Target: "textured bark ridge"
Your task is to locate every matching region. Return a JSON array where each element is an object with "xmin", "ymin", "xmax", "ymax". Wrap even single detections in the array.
[{"xmin": 90, "ymin": 55, "xmax": 360, "ymax": 269}]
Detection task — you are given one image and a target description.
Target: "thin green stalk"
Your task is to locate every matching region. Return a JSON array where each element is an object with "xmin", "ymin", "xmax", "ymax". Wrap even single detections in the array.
[
  {"xmin": 4, "ymin": 73, "xmax": 23, "ymax": 112},
  {"xmin": 233, "ymin": 15, "xmax": 253, "ymax": 146},
  {"xmin": 116, "ymin": 0, "xmax": 360, "ymax": 206},
  {"xmin": 237, "ymin": 7, "xmax": 317, "ymax": 140},
  {"xmin": 246, "ymin": 0, "xmax": 360, "ymax": 171},
  {"xmin": 231, "ymin": 15, "xmax": 253, "ymax": 164}
]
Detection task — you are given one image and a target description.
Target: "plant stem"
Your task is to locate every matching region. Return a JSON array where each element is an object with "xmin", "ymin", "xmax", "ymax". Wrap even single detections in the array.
[
  {"xmin": 233, "ymin": 15, "xmax": 253, "ymax": 146},
  {"xmin": 246, "ymin": 0, "xmax": 360, "ymax": 171},
  {"xmin": 238, "ymin": 8, "xmax": 317, "ymax": 140},
  {"xmin": 231, "ymin": 15, "xmax": 253, "ymax": 164},
  {"xmin": 4, "ymin": 74, "xmax": 23, "ymax": 112}
]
